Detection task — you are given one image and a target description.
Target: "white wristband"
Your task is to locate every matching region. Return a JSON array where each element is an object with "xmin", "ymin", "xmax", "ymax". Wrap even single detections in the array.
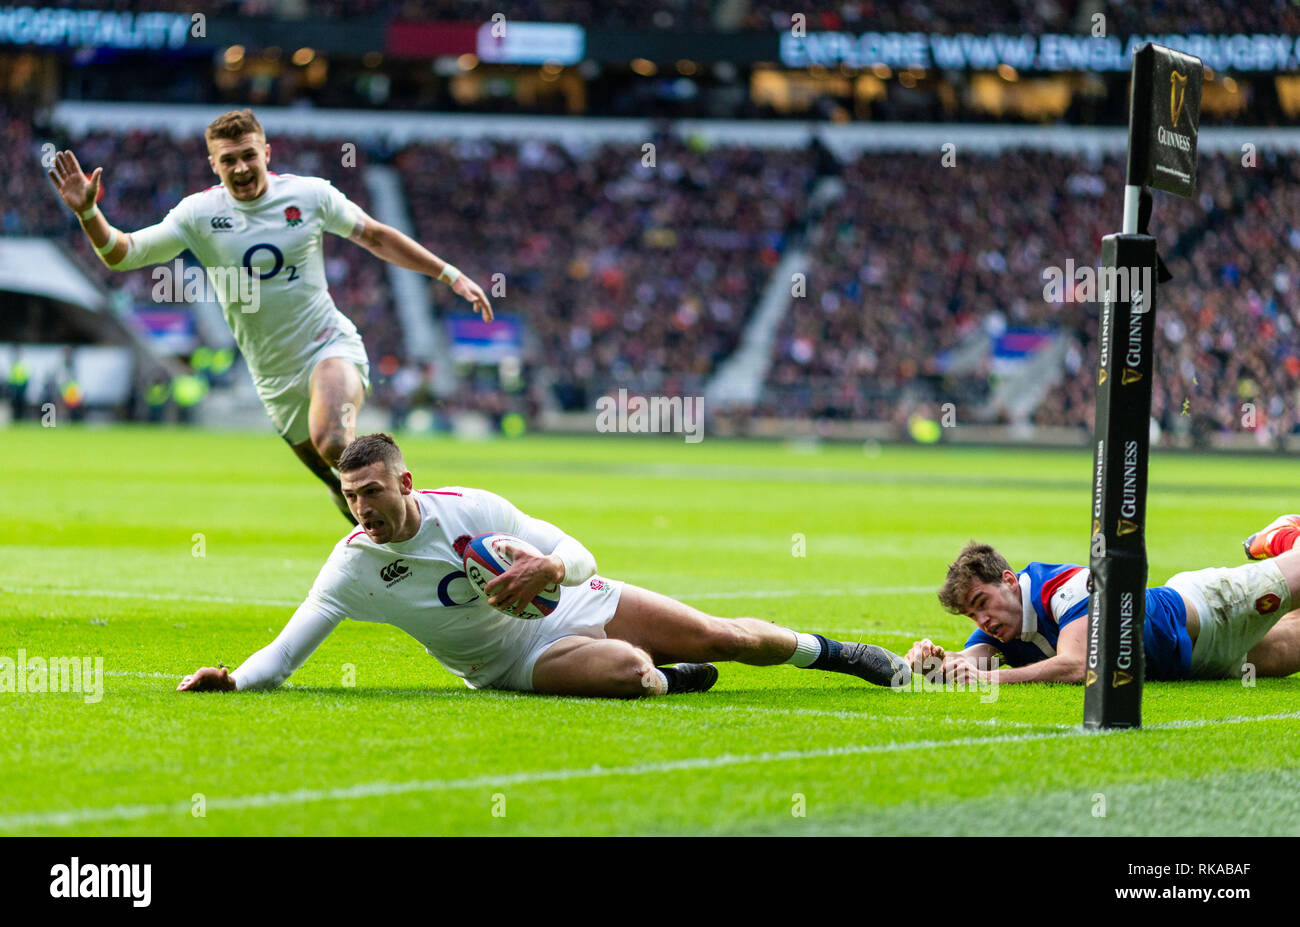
[
  {"xmin": 553, "ymin": 536, "xmax": 597, "ymax": 587},
  {"xmin": 438, "ymin": 263, "xmax": 462, "ymax": 285},
  {"xmin": 95, "ymin": 228, "xmax": 118, "ymax": 256},
  {"xmin": 79, "ymin": 205, "xmax": 99, "ymax": 222}
]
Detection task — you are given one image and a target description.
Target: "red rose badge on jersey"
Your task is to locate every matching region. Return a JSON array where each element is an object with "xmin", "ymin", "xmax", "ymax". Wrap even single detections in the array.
[{"xmin": 284, "ymin": 205, "xmax": 302, "ymax": 227}]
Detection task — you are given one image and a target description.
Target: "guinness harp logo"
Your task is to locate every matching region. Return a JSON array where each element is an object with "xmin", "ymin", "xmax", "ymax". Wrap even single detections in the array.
[{"xmin": 1170, "ymin": 70, "xmax": 1188, "ymax": 126}]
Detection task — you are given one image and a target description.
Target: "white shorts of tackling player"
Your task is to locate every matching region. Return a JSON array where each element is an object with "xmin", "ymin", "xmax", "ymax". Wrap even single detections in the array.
[
  {"xmin": 253, "ymin": 331, "xmax": 371, "ymax": 445},
  {"xmin": 1165, "ymin": 559, "xmax": 1291, "ymax": 678},
  {"xmin": 480, "ymin": 577, "xmax": 625, "ymax": 693}
]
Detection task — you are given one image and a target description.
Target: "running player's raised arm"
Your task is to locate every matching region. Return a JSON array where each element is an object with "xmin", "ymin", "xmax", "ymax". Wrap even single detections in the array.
[
  {"xmin": 333, "ymin": 186, "xmax": 494, "ymax": 321},
  {"xmin": 48, "ymin": 149, "xmax": 189, "ymax": 271}
]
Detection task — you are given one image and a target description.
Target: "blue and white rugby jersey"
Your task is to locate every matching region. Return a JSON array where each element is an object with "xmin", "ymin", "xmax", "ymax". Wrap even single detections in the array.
[{"xmin": 964, "ymin": 562, "xmax": 1193, "ymax": 680}]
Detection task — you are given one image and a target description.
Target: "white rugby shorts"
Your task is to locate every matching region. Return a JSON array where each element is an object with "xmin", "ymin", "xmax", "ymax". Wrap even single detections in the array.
[
  {"xmin": 253, "ymin": 330, "xmax": 371, "ymax": 445},
  {"xmin": 485, "ymin": 576, "xmax": 625, "ymax": 692},
  {"xmin": 1165, "ymin": 559, "xmax": 1291, "ymax": 678}
]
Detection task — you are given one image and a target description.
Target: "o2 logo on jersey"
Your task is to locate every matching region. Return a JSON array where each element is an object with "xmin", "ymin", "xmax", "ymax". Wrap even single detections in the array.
[
  {"xmin": 437, "ymin": 569, "xmax": 479, "ymax": 607},
  {"xmin": 242, "ymin": 243, "xmax": 299, "ymax": 282}
]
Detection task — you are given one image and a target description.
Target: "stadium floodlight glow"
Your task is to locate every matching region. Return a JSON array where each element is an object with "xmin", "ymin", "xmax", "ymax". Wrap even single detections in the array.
[{"xmin": 1086, "ymin": 43, "xmax": 1203, "ymax": 730}]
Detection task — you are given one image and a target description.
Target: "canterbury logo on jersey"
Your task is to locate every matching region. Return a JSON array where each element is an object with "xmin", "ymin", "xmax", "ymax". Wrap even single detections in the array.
[
  {"xmin": 210, "ymin": 216, "xmax": 235, "ymax": 230},
  {"xmin": 380, "ymin": 559, "xmax": 410, "ymax": 585}
]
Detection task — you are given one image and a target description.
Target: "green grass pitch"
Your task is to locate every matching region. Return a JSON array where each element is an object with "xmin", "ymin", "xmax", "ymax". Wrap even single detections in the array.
[{"xmin": 4, "ymin": 425, "xmax": 1300, "ymax": 836}]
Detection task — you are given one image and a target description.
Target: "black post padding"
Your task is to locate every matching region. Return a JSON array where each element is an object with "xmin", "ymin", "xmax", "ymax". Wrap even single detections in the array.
[
  {"xmin": 1084, "ymin": 551, "xmax": 1147, "ymax": 728},
  {"xmin": 1085, "ymin": 234, "xmax": 1159, "ymax": 729},
  {"xmin": 1126, "ymin": 43, "xmax": 1203, "ymax": 199}
]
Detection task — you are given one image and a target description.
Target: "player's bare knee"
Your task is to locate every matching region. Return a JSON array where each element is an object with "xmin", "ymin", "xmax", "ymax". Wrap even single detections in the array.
[{"xmin": 609, "ymin": 642, "xmax": 657, "ymax": 696}]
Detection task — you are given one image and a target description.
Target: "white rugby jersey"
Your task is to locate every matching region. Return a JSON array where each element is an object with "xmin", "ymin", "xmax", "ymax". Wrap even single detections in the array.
[
  {"xmin": 230, "ymin": 487, "xmax": 599, "ymax": 691},
  {"xmin": 112, "ymin": 172, "xmax": 366, "ymax": 378}
]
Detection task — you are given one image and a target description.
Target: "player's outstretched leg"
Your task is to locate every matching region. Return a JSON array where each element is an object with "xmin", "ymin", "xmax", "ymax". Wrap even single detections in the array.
[
  {"xmin": 1168, "ymin": 545, "xmax": 1300, "ymax": 678},
  {"xmin": 294, "ymin": 357, "xmax": 366, "ymax": 524},
  {"xmin": 530, "ymin": 636, "xmax": 715, "ymax": 698},
  {"xmin": 604, "ymin": 584, "xmax": 910, "ymax": 687},
  {"xmin": 1245, "ymin": 609, "xmax": 1300, "ymax": 677},
  {"xmin": 1243, "ymin": 514, "xmax": 1300, "ymax": 560}
]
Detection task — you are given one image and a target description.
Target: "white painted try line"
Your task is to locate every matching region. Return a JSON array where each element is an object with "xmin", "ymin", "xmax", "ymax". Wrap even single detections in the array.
[{"xmin": 5, "ymin": 710, "xmax": 1299, "ymax": 832}]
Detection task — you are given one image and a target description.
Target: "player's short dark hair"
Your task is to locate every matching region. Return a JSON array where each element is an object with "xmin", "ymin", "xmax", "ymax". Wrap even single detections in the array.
[
  {"xmin": 205, "ymin": 109, "xmax": 265, "ymax": 146},
  {"xmin": 337, "ymin": 433, "xmax": 405, "ymax": 476},
  {"xmin": 938, "ymin": 542, "xmax": 1012, "ymax": 614}
]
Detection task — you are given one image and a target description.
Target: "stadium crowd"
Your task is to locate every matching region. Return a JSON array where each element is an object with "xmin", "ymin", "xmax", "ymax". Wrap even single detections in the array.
[
  {"xmin": 396, "ymin": 134, "xmax": 810, "ymax": 411},
  {"xmin": 13, "ymin": 94, "xmax": 1300, "ymax": 444},
  {"xmin": 760, "ymin": 146, "xmax": 1300, "ymax": 446}
]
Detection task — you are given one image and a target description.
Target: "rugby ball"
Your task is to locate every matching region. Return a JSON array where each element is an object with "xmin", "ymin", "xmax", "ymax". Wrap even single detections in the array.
[{"xmin": 463, "ymin": 533, "xmax": 561, "ymax": 620}]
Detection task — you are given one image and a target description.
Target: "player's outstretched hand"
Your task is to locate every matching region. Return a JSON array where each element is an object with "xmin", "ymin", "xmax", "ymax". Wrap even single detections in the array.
[
  {"xmin": 904, "ymin": 638, "xmax": 946, "ymax": 676},
  {"xmin": 484, "ymin": 543, "xmax": 561, "ymax": 615},
  {"xmin": 451, "ymin": 274, "xmax": 493, "ymax": 321},
  {"xmin": 941, "ymin": 653, "xmax": 986, "ymax": 685},
  {"xmin": 47, "ymin": 149, "xmax": 102, "ymax": 214},
  {"xmin": 177, "ymin": 666, "xmax": 236, "ymax": 692}
]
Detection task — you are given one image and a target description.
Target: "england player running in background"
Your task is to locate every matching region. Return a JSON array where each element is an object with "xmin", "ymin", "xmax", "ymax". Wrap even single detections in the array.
[
  {"xmin": 178, "ymin": 433, "xmax": 911, "ymax": 698},
  {"xmin": 47, "ymin": 109, "xmax": 493, "ymax": 523},
  {"xmin": 904, "ymin": 523, "xmax": 1300, "ymax": 685}
]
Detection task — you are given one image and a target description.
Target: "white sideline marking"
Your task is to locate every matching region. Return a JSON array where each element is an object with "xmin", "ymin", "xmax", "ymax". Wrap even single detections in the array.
[
  {"xmin": 2, "ymin": 583, "xmax": 934, "ymax": 610},
  {"xmin": 674, "ymin": 586, "xmax": 934, "ymax": 600},
  {"xmin": 6, "ymin": 710, "xmax": 1300, "ymax": 832},
  {"xmin": 0, "ymin": 585, "xmax": 300, "ymax": 608},
  {"xmin": 104, "ymin": 671, "xmax": 176, "ymax": 680},
  {"xmin": 649, "ymin": 702, "xmax": 1054, "ymax": 729}
]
